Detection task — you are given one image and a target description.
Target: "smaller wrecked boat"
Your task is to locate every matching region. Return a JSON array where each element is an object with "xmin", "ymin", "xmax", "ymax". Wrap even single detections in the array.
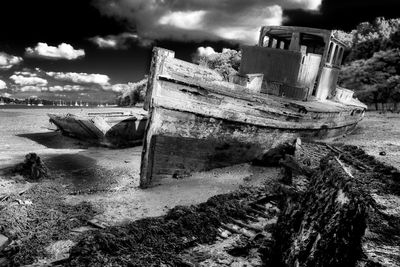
[{"xmin": 48, "ymin": 110, "xmax": 148, "ymax": 147}]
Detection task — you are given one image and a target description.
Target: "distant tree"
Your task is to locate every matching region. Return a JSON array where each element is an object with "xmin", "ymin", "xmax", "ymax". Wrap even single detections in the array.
[
  {"xmin": 347, "ymin": 17, "xmax": 400, "ymax": 61},
  {"xmin": 388, "ymin": 30, "xmax": 400, "ymax": 49},
  {"xmin": 332, "ymin": 30, "xmax": 355, "ymax": 48},
  {"xmin": 339, "ymin": 49, "xmax": 400, "ymax": 109},
  {"xmin": 195, "ymin": 48, "xmax": 242, "ymax": 80},
  {"xmin": 116, "ymin": 78, "xmax": 147, "ymax": 106}
]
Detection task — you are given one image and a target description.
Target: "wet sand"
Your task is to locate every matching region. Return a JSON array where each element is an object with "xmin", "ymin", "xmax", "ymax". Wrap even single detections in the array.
[
  {"xmin": 1, "ymin": 108, "xmax": 400, "ymax": 265},
  {"xmin": 1, "ymin": 109, "xmax": 399, "ymax": 225},
  {"xmin": 0, "ymin": 107, "xmax": 278, "ymax": 225},
  {"xmin": 334, "ymin": 111, "xmax": 400, "ymax": 170}
]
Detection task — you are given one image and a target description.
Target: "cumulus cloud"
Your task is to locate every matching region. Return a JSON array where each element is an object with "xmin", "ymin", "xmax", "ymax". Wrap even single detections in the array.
[
  {"xmin": 48, "ymin": 85, "xmax": 87, "ymax": 92},
  {"xmin": 289, "ymin": 0, "xmax": 321, "ymax": 10},
  {"xmin": 46, "ymin": 71, "xmax": 110, "ymax": 86},
  {"xmin": 10, "ymin": 74, "xmax": 48, "ymax": 86},
  {"xmin": 13, "ymin": 71, "xmax": 38, "ymax": 77},
  {"xmin": 89, "ymin": 32, "xmax": 152, "ymax": 49},
  {"xmin": 25, "ymin": 43, "xmax": 85, "ymax": 60},
  {"xmin": 93, "ymin": 0, "xmax": 322, "ymax": 44},
  {"xmin": 1, "ymin": 92, "xmax": 12, "ymax": 98},
  {"xmin": 159, "ymin": 10, "xmax": 206, "ymax": 30},
  {"xmin": 18, "ymin": 86, "xmax": 45, "ymax": 92},
  {"xmin": 0, "ymin": 79, "xmax": 6, "ymax": 89},
  {"xmin": 0, "ymin": 52, "xmax": 23, "ymax": 70},
  {"xmin": 196, "ymin": 46, "xmax": 217, "ymax": 57},
  {"xmin": 108, "ymin": 83, "xmax": 130, "ymax": 93}
]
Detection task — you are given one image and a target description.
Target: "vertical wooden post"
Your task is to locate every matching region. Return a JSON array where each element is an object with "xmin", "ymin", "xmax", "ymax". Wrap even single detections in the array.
[
  {"xmin": 141, "ymin": 48, "xmax": 174, "ymax": 188},
  {"xmin": 144, "ymin": 47, "xmax": 175, "ymax": 111},
  {"xmin": 289, "ymin": 32, "xmax": 300, "ymax": 51}
]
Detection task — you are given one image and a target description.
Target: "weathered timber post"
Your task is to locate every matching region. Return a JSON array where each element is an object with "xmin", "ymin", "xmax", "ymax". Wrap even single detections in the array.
[
  {"xmin": 143, "ymin": 48, "xmax": 175, "ymax": 111},
  {"xmin": 140, "ymin": 48, "xmax": 175, "ymax": 188}
]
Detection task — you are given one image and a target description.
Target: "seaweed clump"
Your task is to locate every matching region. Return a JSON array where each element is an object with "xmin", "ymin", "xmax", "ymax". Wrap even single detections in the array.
[
  {"xmin": 67, "ymin": 188, "xmax": 260, "ymax": 266},
  {"xmin": 0, "ymin": 183, "xmax": 97, "ymax": 265}
]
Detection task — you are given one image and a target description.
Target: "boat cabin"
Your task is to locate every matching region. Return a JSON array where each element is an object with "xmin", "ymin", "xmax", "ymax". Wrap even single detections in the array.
[{"xmin": 239, "ymin": 26, "xmax": 348, "ymax": 101}]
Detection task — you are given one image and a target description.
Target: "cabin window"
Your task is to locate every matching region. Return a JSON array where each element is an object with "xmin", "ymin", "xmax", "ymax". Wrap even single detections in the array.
[
  {"xmin": 299, "ymin": 33, "xmax": 325, "ymax": 55},
  {"xmin": 271, "ymin": 39, "xmax": 278, "ymax": 48},
  {"xmin": 279, "ymin": 41, "xmax": 285, "ymax": 49},
  {"xmin": 336, "ymin": 47, "xmax": 344, "ymax": 66},
  {"xmin": 331, "ymin": 44, "xmax": 339, "ymax": 65},
  {"xmin": 276, "ymin": 40, "xmax": 281, "ymax": 49},
  {"xmin": 262, "ymin": 36, "xmax": 270, "ymax": 47},
  {"xmin": 327, "ymin": 42, "xmax": 333, "ymax": 63},
  {"xmin": 267, "ymin": 37, "xmax": 273, "ymax": 47}
]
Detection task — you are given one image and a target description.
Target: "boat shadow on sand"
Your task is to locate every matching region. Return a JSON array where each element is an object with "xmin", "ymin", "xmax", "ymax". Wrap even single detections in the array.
[
  {"xmin": 14, "ymin": 132, "xmax": 131, "ymax": 194},
  {"xmin": 17, "ymin": 131, "xmax": 94, "ymax": 149}
]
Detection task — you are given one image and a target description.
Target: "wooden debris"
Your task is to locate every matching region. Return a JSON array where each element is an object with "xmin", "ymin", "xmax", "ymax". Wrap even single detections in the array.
[
  {"xmin": 253, "ymin": 141, "xmax": 296, "ymax": 167},
  {"xmin": 250, "ymin": 203, "xmax": 267, "ymax": 211},
  {"xmin": 230, "ymin": 218, "xmax": 263, "ymax": 233},
  {"xmin": 245, "ymin": 206, "xmax": 269, "ymax": 218},
  {"xmin": 279, "ymin": 154, "xmax": 315, "ymax": 178},
  {"xmin": 325, "ymin": 144, "xmax": 371, "ymax": 171},
  {"xmin": 220, "ymin": 223, "xmax": 253, "ymax": 238},
  {"xmin": 87, "ymin": 219, "xmax": 109, "ymax": 229},
  {"xmin": 0, "ymin": 195, "xmax": 10, "ymax": 202},
  {"xmin": 0, "ymin": 234, "xmax": 10, "ymax": 251},
  {"xmin": 269, "ymin": 155, "xmax": 370, "ymax": 267}
]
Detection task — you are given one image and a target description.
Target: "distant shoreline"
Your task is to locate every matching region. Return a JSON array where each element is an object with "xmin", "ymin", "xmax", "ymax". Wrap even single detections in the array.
[{"xmin": 0, "ymin": 105, "xmax": 129, "ymax": 110}]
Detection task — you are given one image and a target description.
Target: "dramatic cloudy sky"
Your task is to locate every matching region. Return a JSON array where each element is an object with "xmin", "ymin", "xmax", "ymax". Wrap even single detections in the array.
[{"xmin": 0, "ymin": 0, "xmax": 399, "ymax": 101}]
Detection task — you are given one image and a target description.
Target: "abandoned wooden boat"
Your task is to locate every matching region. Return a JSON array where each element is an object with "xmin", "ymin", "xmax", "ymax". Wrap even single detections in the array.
[
  {"xmin": 140, "ymin": 26, "xmax": 367, "ymax": 187},
  {"xmin": 48, "ymin": 110, "xmax": 147, "ymax": 147}
]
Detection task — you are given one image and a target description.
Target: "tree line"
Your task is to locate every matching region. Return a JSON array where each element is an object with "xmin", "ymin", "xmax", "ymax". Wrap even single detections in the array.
[
  {"xmin": 336, "ymin": 17, "xmax": 400, "ymax": 111},
  {"xmin": 115, "ymin": 78, "xmax": 147, "ymax": 107}
]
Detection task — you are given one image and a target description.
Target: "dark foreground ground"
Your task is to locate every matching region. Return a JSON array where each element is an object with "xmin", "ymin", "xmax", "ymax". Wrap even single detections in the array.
[{"xmin": 0, "ymin": 111, "xmax": 399, "ymax": 266}]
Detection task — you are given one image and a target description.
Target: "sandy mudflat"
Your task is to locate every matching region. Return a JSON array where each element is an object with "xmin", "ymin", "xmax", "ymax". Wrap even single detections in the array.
[
  {"xmin": 1, "ymin": 107, "xmax": 400, "ymax": 265},
  {"xmin": 0, "ymin": 106, "xmax": 278, "ymax": 225},
  {"xmin": 334, "ymin": 111, "xmax": 400, "ymax": 170},
  {"xmin": 0, "ymin": 108, "xmax": 399, "ymax": 225}
]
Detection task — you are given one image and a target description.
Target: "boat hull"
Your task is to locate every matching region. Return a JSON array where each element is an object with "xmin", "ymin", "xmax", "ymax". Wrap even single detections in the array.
[
  {"xmin": 140, "ymin": 48, "xmax": 366, "ymax": 187},
  {"xmin": 140, "ymin": 107, "xmax": 359, "ymax": 187},
  {"xmin": 48, "ymin": 112, "xmax": 147, "ymax": 147}
]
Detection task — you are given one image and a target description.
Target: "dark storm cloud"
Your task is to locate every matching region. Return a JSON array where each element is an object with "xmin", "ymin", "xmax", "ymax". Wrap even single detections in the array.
[
  {"xmin": 283, "ymin": 0, "xmax": 400, "ymax": 31},
  {"xmin": 0, "ymin": 0, "xmax": 124, "ymax": 43},
  {"xmin": 92, "ymin": 0, "xmax": 322, "ymax": 43}
]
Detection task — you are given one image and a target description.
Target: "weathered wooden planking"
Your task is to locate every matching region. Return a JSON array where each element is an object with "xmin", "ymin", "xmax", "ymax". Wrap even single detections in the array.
[
  {"xmin": 49, "ymin": 114, "xmax": 100, "ymax": 139},
  {"xmin": 157, "ymin": 54, "xmax": 366, "ymax": 112},
  {"xmin": 139, "ymin": 47, "xmax": 366, "ymax": 187},
  {"xmin": 105, "ymin": 117, "xmax": 147, "ymax": 147},
  {"xmin": 139, "ymin": 107, "xmax": 359, "ymax": 187},
  {"xmin": 144, "ymin": 48, "xmax": 175, "ymax": 111},
  {"xmin": 152, "ymin": 78, "xmax": 364, "ymax": 130},
  {"xmin": 49, "ymin": 113, "xmax": 147, "ymax": 147},
  {"xmin": 144, "ymin": 48, "xmax": 223, "ymax": 111}
]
